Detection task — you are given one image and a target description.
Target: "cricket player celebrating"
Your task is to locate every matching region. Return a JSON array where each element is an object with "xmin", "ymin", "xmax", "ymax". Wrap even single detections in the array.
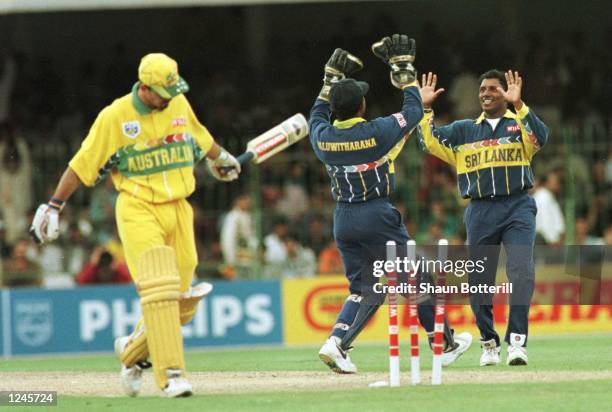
[
  {"xmin": 29, "ymin": 53, "xmax": 241, "ymax": 397},
  {"xmin": 418, "ymin": 70, "xmax": 549, "ymax": 366},
  {"xmin": 309, "ymin": 35, "xmax": 472, "ymax": 374}
]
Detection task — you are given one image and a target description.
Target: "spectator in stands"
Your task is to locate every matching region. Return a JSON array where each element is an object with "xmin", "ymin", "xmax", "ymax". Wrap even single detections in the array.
[
  {"xmin": 76, "ymin": 246, "xmax": 131, "ymax": 285},
  {"xmin": 264, "ymin": 217, "xmax": 289, "ymax": 264},
  {"xmin": 278, "ymin": 236, "xmax": 316, "ymax": 278},
  {"xmin": 2, "ymin": 238, "xmax": 41, "ymax": 287},
  {"xmin": 533, "ymin": 171, "xmax": 565, "ymax": 245},
  {"xmin": 318, "ymin": 239, "xmax": 344, "ymax": 275},
  {"xmin": 0, "ymin": 123, "xmax": 33, "ymax": 245},
  {"xmin": 275, "ymin": 163, "xmax": 309, "ymax": 221},
  {"xmin": 301, "ymin": 213, "xmax": 328, "ymax": 257},
  {"xmin": 220, "ymin": 194, "xmax": 257, "ymax": 278},
  {"xmin": 574, "ymin": 217, "xmax": 604, "ymax": 246},
  {"xmin": 570, "ymin": 217, "xmax": 606, "ymax": 272}
]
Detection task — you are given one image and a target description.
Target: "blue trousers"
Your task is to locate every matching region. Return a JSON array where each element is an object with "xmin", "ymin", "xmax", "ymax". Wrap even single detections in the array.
[
  {"xmin": 333, "ymin": 197, "xmax": 444, "ymax": 338},
  {"xmin": 465, "ymin": 192, "xmax": 537, "ymax": 346},
  {"xmin": 334, "ymin": 198, "xmax": 406, "ymax": 295}
]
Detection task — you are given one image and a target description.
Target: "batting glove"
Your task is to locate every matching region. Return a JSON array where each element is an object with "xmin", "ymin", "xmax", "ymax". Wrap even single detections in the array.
[
  {"xmin": 29, "ymin": 198, "xmax": 64, "ymax": 244},
  {"xmin": 206, "ymin": 150, "xmax": 240, "ymax": 182}
]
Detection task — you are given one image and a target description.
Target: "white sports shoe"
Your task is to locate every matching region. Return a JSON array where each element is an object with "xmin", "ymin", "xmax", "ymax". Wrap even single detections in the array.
[
  {"xmin": 479, "ymin": 338, "xmax": 501, "ymax": 366},
  {"xmin": 119, "ymin": 365, "xmax": 145, "ymax": 397},
  {"xmin": 318, "ymin": 337, "xmax": 357, "ymax": 374},
  {"xmin": 115, "ymin": 336, "xmax": 145, "ymax": 397},
  {"xmin": 507, "ymin": 333, "xmax": 528, "ymax": 366},
  {"xmin": 441, "ymin": 332, "xmax": 473, "ymax": 367},
  {"xmin": 164, "ymin": 369, "xmax": 193, "ymax": 398}
]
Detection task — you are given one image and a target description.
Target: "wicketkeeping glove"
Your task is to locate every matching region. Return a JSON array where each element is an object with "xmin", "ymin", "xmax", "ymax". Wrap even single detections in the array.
[
  {"xmin": 319, "ymin": 48, "xmax": 364, "ymax": 101},
  {"xmin": 372, "ymin": 34, "xmax": 417, "ymax": 89},
  {"xmin": 29, "ymin": 198, "xmax": 64, "ymax": 244},
  {"xmin": 206, "ymin": 150, "xmax": 241, "ymax": 182}
]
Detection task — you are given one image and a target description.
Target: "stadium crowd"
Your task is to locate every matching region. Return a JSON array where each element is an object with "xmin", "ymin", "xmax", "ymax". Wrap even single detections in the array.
[{"xmin": 0, "ymin": 22, "xmax": 610, "ymax": 286}]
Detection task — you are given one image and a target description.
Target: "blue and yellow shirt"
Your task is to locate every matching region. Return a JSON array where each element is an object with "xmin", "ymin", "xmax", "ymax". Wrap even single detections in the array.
[
  {"xmin": 417, "ymin": 105, "xmax": 549, "ymax": 199},
  {"xmin": 309, "ymin": 84, "xmax": 423, "ymax": 203}
]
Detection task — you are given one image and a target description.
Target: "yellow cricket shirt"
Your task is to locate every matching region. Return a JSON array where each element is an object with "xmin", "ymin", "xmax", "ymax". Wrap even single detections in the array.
[{"xmin": 69, "ymin": 83, "xmax": 214, "ymax": 203}]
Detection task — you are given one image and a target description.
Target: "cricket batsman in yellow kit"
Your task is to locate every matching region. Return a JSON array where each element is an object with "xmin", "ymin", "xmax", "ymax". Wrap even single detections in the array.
[{"xmin": 29, "ymin": 53, "xmax": 241, "ymax": 397}]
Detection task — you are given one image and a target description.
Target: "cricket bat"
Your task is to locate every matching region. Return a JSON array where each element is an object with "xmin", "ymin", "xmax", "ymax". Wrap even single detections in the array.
[{"xmin": 223, "ymin": 113, "xmax": 309, "ymax": 172}]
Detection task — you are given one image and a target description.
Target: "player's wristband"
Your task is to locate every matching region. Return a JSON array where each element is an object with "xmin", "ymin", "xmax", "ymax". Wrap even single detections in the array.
[
  {"xmin": 400, "ymin": 80, "xmax": 419, "ymax": 89},
  {"xmin": 48, "ymin": 197, "xmax": 65, "ymax": 212}
]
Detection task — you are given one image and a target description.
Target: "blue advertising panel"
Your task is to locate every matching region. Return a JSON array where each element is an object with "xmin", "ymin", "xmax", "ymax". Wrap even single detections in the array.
[
  {"xmin": 1, "ymin": 280, "xmax": 282, "ymax": 356},
  {"xmin": 1, "ymin": 290, "xmax": 8, "ymax": 357}
]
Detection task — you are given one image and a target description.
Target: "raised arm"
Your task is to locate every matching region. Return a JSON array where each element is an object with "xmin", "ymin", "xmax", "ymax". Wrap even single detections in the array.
[
  {"xmin": 308, "ymin": 48, "xmax": 364, "ymax": 144},
  {"xmin": 416, "ymin": 72, "xmax": 460, "ymax": 166},
  {"xmin": 368, "ymin": 34, "xmax": 424, "ymax": 153},
  {"xmin": 368, "ymin": 83, "xmax": 424, "ymax": 156},
  {"xmin": 500, "ymin": 70, "xmax": 549, "ymax": 160}
]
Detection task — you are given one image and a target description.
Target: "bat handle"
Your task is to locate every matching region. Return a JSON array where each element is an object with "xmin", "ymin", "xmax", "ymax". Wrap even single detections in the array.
[
  {"xmin": 236, "ymin": 151, "xmax": 255, "ymax": 165},
  {"xmin": 219, "ymin": 151, "xmax": 254, "ymax": 174}
]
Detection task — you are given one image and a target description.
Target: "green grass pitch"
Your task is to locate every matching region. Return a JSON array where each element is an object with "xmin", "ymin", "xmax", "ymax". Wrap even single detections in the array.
[{"xmin": 1, "ymin": 333, "xmax": 610, "ymax": 411}]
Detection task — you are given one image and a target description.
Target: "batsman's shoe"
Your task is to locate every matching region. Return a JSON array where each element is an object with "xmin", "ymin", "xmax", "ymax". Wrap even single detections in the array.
[
  {"xmin": 119, "ymin": 365, "xmax": 146, "ymax": 397},
  {"xmin": 163, "ymin": 369, "xmax": 193, "ymax": 398},
  {"xmin": 441, "ymin": 331, "xmax": 473, "ymax": 367},
  {"xmin": 479, "ymin": 338, "xmax": 501, "ymax": 366},
  {"xmin": 115, "ymin": 337, "xmax": 149, "ymax": 397},
  {"xmin": 507, "ymin": 333, "xmax": 528, "ymax": 366},
  {"xmin": 318, "ymin": 337, "xmax": 357, "ymax": 374}
]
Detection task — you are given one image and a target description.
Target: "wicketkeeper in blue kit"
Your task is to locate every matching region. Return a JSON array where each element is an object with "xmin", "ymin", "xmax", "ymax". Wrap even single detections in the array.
[
  {"xmin": 308, "ymin": 35, "xmax": 472, "ymax": 374},
  {"xmin": 418, "ymin": 70, "xmax": 549, "ymax": 366}
]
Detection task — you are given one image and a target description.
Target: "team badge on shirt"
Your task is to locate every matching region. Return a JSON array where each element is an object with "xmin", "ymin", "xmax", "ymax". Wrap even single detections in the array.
[{"xmin": 122, "ymin": 121, "xmax": 141, "ymax": 139}]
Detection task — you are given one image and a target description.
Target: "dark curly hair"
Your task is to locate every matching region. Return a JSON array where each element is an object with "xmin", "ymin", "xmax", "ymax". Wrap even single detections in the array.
[{"xmin": 478, "ymin": 69, "xmax": 507, "ymax": 90}]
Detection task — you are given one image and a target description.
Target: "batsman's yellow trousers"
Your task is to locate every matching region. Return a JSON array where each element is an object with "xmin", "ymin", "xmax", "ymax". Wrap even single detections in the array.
[{"xmin": 115, "ymin": 192, "xmax": 198, "ymax": 292}]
